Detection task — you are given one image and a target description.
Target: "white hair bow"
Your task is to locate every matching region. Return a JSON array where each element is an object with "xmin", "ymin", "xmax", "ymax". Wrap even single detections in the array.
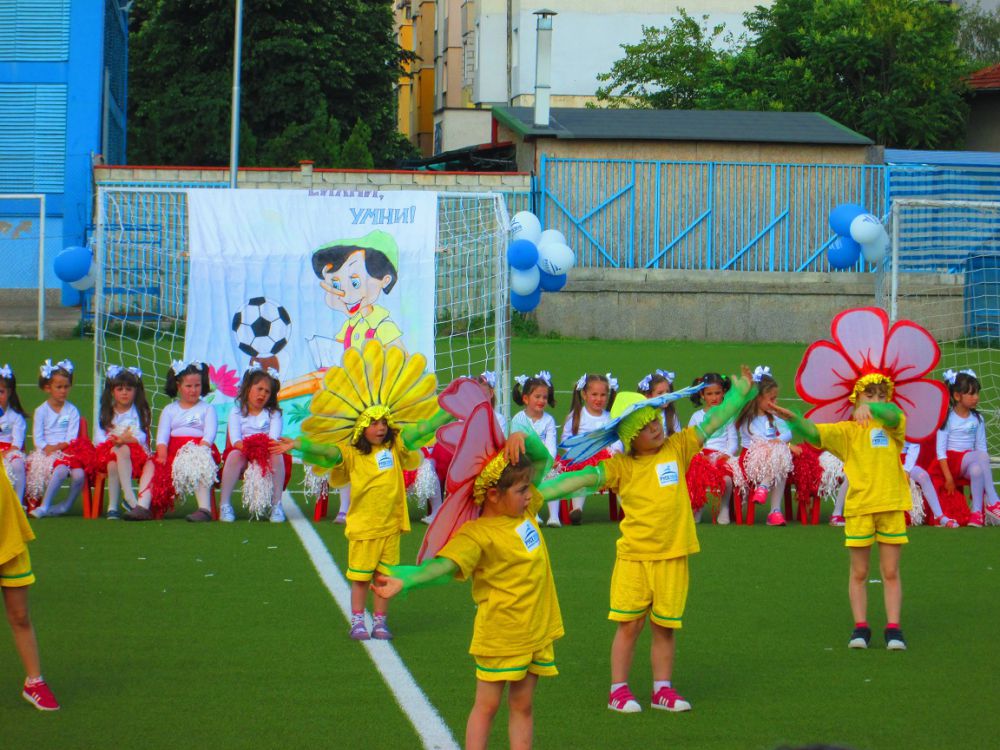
[
  {"xmin": 106, "ymin": 365, "xmax": 123, "ymax": 378},
  {"xmin": 248, "ymin": 362, "xmax": 280, "ymax": 379},
  {"xmin": 944, "ymin": 368, "xmax": 977, "ymax": 384},
  {"xmin": 656, "ymin": 369, "xmax": 675, "ymax": 384},
  {"xmin": 0, "ymin": 364, "xmax": 12, "ymax": 379},
  {"xmin": 40, "ymin": 359, "xmax": 70, "ymax": 378},
  {"xmin": 606, "ymin": 373, "xmax": 619, "ymax": 391},
  {"xmin": 127, "ymin": 366, "xmax": 143, "ymax": 379},
  {"xmin": 535, "ymin": 370, "xmax": 552, "ymax": 386},
  {"xmin": 479, "ymin": 371, "xmax": 497, "ymax": 389},
  {"xmin": 171, "ymin": 359, "xmax": 201, "ymax": 375},
  {"xmin": 56, "ymin": 358, "xmax": 74, "ymax": 374},
  {"xmin": 752, "ymin": 365, "xmax": 771, "ymax": 383},
  {"xmin": 514, "ymin": 374, "xmax": 528, "ymax": 388},
  {"xmin": 575, "ymin": 374, "xmax": 588, "ymax": 391},
  {"xmin": 637, "ymin": 374, "xmax": 653, "ymax": 392}
]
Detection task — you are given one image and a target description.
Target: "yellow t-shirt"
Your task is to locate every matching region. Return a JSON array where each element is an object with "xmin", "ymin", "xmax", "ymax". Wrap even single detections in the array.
[
  {"xmin": 817, "ymin": 416, "xmax": 910, "ymax": 517},
  {"xmin": 327, "ymin": 440, "xmax": 421, "ymax": 541},
  {"xmin": 334, "ymin": 305, "xmax": 403, "ymax": 349},
  {"xmin": 0, "ymin": 465, "xmax": 34, "ymax": 566},
  {"xmin": 601, "ymin": 428, "xmax": 702, "ymax": 561},
  {"xmin": 439, "ymin": 487, "xmax": 564, "ymax": 657}
]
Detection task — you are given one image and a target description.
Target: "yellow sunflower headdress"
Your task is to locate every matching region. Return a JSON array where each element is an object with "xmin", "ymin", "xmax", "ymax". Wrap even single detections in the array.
[{"xmin": 301, "ymin": 340, "xmax": 438, "ymax": 447}]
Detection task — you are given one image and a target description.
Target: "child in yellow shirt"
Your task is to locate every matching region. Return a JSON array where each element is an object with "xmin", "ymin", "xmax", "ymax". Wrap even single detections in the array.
[{"xmin": 547, "ymin": 366, "xmax": 754, "ymax": 715}]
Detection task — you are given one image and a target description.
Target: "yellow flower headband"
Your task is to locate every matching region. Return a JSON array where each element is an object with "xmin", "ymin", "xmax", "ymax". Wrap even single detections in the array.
[
  {"xmin": 472, "ymin": 452, "xmax": 510, "ymax": 505},
  {"xmin": 848, "ymin": 373, "xmax": 895, "ymax": 404},
  {"xmin": 352, "ymin": 404, "xmax": 395, "ymax": 442},
  {"xmin": 617, "ymin": 406, "xmax": 659, "ymax": 450}
]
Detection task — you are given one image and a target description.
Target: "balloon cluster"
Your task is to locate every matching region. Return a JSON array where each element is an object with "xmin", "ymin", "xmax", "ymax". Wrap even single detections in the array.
[
  {"xmin": 827, "ymin": 204, "xmax": 889, "ymax": 270},
  {"xmin": 53, "ymin": 245, "xmax": 97, "ymax": 291},
  {"xmin": 507, "ymin": 211, "xmax": 576, "ymax": 313}
]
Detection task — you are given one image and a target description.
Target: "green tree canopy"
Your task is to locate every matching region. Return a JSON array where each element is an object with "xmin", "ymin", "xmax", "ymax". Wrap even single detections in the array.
[
  {"xmin": 128, "ymin": 0, "xmax": 414, "ymax": 168},
  {"xmin": 596, "ymin": 0, "xmax": 970, "ymax": 149}
]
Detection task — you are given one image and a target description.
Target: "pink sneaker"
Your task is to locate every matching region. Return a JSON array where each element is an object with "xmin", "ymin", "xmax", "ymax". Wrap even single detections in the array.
[
  {"xmin": 651, "ymin": 685, "xmax": 691, "ymax": 712},
  {"xmin": 22, "ymin": 679, "xmax": 59, "ymax": 711},
  {"xmin": 349, "ymin": 616, "xmax": 370, "ymax": 640},
  {"xmin": 766, "ymin": 510, "xmax": 786, "ymax": 526},
  {"xmin": 751, "ymin": 486, "xmax": 769, "ymax": 504},
  {"xmin": 371, "ymin": 615, "xmax": 393, "ymax": 640},
  {"xmin": 934, "ymin": 515, "xmax": 959, "ymax": 529},
  {"xmin": 985, "ymin": 502, "xmax": 1000, "ymax": 525},
  {"xmin": 967, "ymin": 511, "xmax": 984, "ymax": 528},
  {"xmin": 829, "ymin": 515, "xmax": 846, "ymax": 527},
  {"xmin": 608, "ymin": 685, "xmax": 641, "ymax": 713}
]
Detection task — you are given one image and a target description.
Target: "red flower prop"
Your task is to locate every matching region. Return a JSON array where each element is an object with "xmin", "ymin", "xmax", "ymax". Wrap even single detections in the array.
[
  {"xmin": 209, "ymin": 364, "xmax": 239, "ymax": 398},
  {"xmin": 795, "ymin": 307, "xmax": 947, "ymax": 441}
]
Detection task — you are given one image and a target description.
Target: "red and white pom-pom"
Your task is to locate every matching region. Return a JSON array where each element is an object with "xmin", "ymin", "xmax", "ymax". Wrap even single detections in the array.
[
  {"xmin": 908, "ymin": 477, "xmax": 926, "ymax": 526},
  {"xmin": 818, "ymin": 451, "xmax": 846, "ymax": 501},
  {"xmin": 25, "ymin": 449, "xmax": 60, "ymax": 503},
  {"xmin": 743, "ymin": 441, "xmax": 792, "ymax": 488},
  {"xmin": 2, "ymin": 448, "xmax": 24, "ymax": 483},
  {"xmin": 301, "ymin": 466, "xmax": 328, "ymax": 502},
  {"xmin": 729, "ymin": 454, "xmax": 749, "ymax": 498},
  {"xmin": 171, "ymin": 442, "xmax": 217, "ymax": 497},
  {"xmin": 406, "ymin": 458, "xmax": 439, "ymax": 509},
  {"xmin": 241, "ymin": 461, "xmax": 273, "ymax": 520}
]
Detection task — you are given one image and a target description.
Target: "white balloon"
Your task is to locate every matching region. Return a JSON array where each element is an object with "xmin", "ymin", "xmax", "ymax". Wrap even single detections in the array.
[
  {"xmin": 849, "ymin": 213, "xmax": 882, "ymax": 245},
  {"xmin": 510, "ymin": 265, "xmax": 541, "ymax": 296},
  {"xmin": 860, "ymin": 227, "xmax": 889, "ymax": 265},
  {"xmin": 510, "ymin": 211, "xmax": 542, "ymax": 244},
  {"xmin": 537, "ymin": 242, "xmax": 575, "ymax": 276},
  {"xmin": 537, "ymin": 228, "xmax": 567, "ymax": 248},
  {"xmin": 69, "ymin": 263, "xmax": 97, "ymax": 291}
]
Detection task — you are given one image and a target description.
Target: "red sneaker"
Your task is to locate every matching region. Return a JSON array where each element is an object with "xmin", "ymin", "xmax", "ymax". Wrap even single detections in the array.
[
  {"xmin": 766, "ymin": 510, "xmax": 786, "ymax": 526},
  {"xmin": 651, "ymin": 685, "xmax": 691, "ymax": 712},
  {"xmin": 968, "ymin": 511, "xmax": 984, "ymax": 528},
  {"xmin": 751, "ymin": 486, "xmax": 769, "ymax": 504},
  {"xmin": 608, "ymin": 685, "xmax": 641, "ymax": 713},
  {"xmin": 985, "ymin": 502, "xmax": 1000, "ymax": 525},
  {"xmin": 22, "ymin": 679, "xmax": 59, "ymax": 711},
  {"xmin": 829, "ymin": 515, "xmax": 846, "ymax": 527}
]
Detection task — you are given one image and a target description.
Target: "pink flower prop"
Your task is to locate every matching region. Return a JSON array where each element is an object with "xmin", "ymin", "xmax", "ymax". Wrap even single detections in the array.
[
  {"xmin": 794, "ymin": 307, "xmax": 947, "ymax": 441},
  {"xmin": 209, "ymin": 364, "xmax": 240, "ymax": 398}
]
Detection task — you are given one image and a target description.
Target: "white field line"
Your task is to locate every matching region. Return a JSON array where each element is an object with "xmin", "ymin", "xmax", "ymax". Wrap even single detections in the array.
[{"xmin": 283, "ymin": 493, "xmax": 460, "ymax": 750}]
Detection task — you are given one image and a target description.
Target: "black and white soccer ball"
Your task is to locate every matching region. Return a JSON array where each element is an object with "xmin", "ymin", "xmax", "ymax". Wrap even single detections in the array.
[{"xmin": 231, "ymin": 297, "xmax": 291, "ymax": 358}]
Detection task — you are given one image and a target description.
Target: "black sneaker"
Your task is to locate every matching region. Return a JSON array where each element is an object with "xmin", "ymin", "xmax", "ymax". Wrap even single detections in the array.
[
  {"xmin": 848, "ymin": 626, "xmax": 871, "ymax": 649},
  {"xmin": 885, "ymin": 627, "xmax": 907, "ymax": 651}
]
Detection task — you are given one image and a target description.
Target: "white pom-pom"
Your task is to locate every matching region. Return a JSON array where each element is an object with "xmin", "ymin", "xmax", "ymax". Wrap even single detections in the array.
[
  {"xmin": 407, "ymin": 458, "xmax": 439, "ymax": 509},
  {"xmin": 818, "ymin": 452, "xmax": 846, "ymax": 501},
  {"xmin": 241, "ymin": 462, "xmax": 274, "ymax": 520},
  {"xmin": 171, "ymin": 443, "xmax": 217, "ymax": 498},
  {"xmin": 25, "ymin": 449, "xmax": 60, "ymax": 503},
  {"xmin": 2, "ymin": 448, "xmax": 24, "ymax": 484},
  {"xmin": 743, "ymin": 441, "xmax": 792, "ymax": 488},
  {"xmin": 301, "ymin": 466, "xmax": 328, "ymax": 501},
  {"xmin": 908, "ymin": 477, "xmax": 926, "ymax": 525},
  {"xmin": 728, "ymin": 454, "xmax": 749, "ymax": 498}
]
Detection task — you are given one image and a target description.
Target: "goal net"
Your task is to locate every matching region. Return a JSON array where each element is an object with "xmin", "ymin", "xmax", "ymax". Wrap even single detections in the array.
[
  {"xmin": 93, "ymin": 187, "xmax": 511, "ymax": 435},
  {"xmin": 876, "ymin": 197, "xmax": 1000, "ymax": 454}
]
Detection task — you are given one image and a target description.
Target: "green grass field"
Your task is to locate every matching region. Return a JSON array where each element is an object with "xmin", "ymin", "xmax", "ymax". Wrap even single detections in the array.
[{"xmin": 3, "ymin": 335, "xmax": 1000, "ymax": 749}]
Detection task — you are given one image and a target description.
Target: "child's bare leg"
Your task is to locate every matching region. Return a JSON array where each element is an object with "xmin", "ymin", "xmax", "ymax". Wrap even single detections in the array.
[
  {"xmin": 373, "ymin": 589, "xmax": 390, "ymax": 617},
  {"xmin": 878, "ymin": 542, "xmax": 902, "ymax": 624},
  {"xmin": 649, "ymin": 622, "xmax": 676, "ymax": 683},
  {"xmin": 508, "ymin": 673, "xmax": 538, "ymax": 750},
  {"xmin": 114, "ymin": 445, "xmax": 137, "ymax": 506},
  {"xmin": 466, "ymin": 679, "xmax": 504, "ymax": 750},
  {"xmin": 849, "ymin": 547, "xmax": 871, "ymax": 624},
  {"xmin": 351, "ymin": 580, "xmax": 370, "ymax": 613},
  {"xmin": 611, "ymin": 617, "xmax": 645, "ymax": 684},
  {"xmin": 136, "ymin": 460, "xmax": 155, "ymax": 509},
  {"xmin": 3, "ymin": 587, "xmax": 41, "ymax": 679}
]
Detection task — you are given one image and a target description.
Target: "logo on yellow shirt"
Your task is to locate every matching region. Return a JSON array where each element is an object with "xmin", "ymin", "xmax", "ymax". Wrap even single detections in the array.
[
  {"xmin": 656, "ymin": 461, "xmax": 679, "ymax": 487},
  {"xmin": 870, "ymin": 428, "xmax": 889, "ymax": 448},
  {"xmin": 516, "ymin": 519, "xmax": 540, "ymax": 552},
  {"xmin": 375, "ymin": 449, "xmax": 394, "ymax": 471}
]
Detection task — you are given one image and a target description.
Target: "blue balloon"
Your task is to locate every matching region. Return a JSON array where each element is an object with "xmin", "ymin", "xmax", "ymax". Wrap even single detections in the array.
[
  {"xmin": 507, "ymin": 239, "xmax": 539, "ymax": 271},
  {"xmin": 829, "ymin": 204, "xmax": 866, "ymax": 237},
  {"xmin": 510, "ymin": 287, "xmax": 542, "ymax": 313},
  {"xmin": 827, "ymin": 236, "xmax": 861, "ymax": 270},
  {"xmin": 53, "ymin": 246, "xmax": 92, "ymax": 282},
  {"xmin": 538, "ymin": 271, "xmax": 567, "ymax": 292}
]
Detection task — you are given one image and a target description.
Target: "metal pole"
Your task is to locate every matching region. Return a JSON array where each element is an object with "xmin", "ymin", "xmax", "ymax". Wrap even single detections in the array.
[
  {"xmin": 890, "ymin": 200, "xmax": 899, "ymax": 323},
  {"xmin": 229, "ymin": 0, "xmax": 244, "ymax": 189},
  {"xmin": 38, "ymin": 194, "xmax": 46, "ymax": 340}
]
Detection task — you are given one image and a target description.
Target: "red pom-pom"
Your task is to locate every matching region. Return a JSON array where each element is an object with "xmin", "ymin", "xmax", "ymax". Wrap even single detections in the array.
[
  {"xmin": 937, "ymin": 488, "xmax": 971, "ymax": 526},
  {"xmin": 791, "ymin": 443, "xmax": 824, "ymax": 499},
  {"xmin": 241, "ymin": 433, "xmax": 272, "ymax": 475},
  {"xmin": 149, "ymin": 460, "xmax": 176, "ymax": 519},
  {"xmin": 686, "ymin": 452, "xmax": 726, "ymax": 512}
]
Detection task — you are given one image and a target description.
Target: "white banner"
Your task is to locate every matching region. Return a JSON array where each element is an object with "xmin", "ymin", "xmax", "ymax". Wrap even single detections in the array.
[{"xmin": 185, "ymin": 188, "xmax": 438, "ymax": 439}]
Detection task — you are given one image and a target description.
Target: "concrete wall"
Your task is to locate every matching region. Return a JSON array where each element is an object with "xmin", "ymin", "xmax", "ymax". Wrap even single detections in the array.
[{"xmin": 536, "ymin": 268, "xmax": 962, "ymax": 343}]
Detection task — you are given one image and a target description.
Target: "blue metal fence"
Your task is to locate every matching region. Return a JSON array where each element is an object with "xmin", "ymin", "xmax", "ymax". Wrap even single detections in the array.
[{"xmin": 538, "ymin": 155, "xmax": 889, "ymax": 272}]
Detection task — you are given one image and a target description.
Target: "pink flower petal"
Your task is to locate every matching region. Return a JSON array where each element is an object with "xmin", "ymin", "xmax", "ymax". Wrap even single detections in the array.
[
  {"xmin": 444, "ymin": 403, "xmax": 505, "ymax": 491},
  {"xmin": 795, "ymin": 341, "xmax": 857, "ymax": 403},
  {"xmin": 831, "ymin": 308, "xmax": 888, "ymax": 372},
  {"xmin": 894, "ymin": 379, "xmax": 948, "ymax": 441},
  {"xmin": 883, "ymin": 321, "xmax": 940, "ymax": 382},
  {"xmin": 438, "ymin": 377, "xmax": 490, "ymax": 420},
  {"xmin": 805, "ymin": 399, "xmax": 854, "ymax": 425}
]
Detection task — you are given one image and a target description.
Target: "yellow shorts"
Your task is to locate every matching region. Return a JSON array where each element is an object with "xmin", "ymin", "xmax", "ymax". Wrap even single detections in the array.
[
  {"xmin": 346, "ymin": 534, "xmax": 400, "ymax": 582},
  {"xmin": 609, "ymin": 556, "xmax": 688, "ymax": 628},
  {"xmin": 0, "ymin": 550, "xmax": 35, "ymax": 588},
  {"xmin": 475, "ymin": 642, "xmax": 557, "ymax": 682},
  {"xmin": 845, "ymin": 511, "xmax": 909, "ymax": 548}
]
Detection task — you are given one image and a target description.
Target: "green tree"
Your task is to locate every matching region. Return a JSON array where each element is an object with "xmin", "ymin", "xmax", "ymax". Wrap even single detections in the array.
[
  {"xmin": 128, "ymin": 0, "xmax": 415, "ymax": 167},
  {"xmin": 956, "ymin": 1, "xmax": 1000, "ymax": 70},
  {"xmin": 338, "ymin": 119, "xmax": 375, "ymax": 169},
  {"xmin": 596, "ymin": 0, "xmax": 970, "ymax": 149}
]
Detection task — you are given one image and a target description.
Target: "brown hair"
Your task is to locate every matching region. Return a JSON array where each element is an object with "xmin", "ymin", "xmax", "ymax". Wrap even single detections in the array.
[
  {"xmin": 736, "ymin": 373, "xmax": 778, "ymax": 432},
  {"xmin": 99, "ymin": 368, "xmax": 152, "ymax": 437},
  {"xmin": 567, "ymin": 374, "xmax": 617, "ymax": 436},
  {"xmin": 353, "ymin": 420, "xmax": 397, "ymax": 454},
  {"xmin": 236, "ymin": 369, "xmax": 281, "ymax": 416}
]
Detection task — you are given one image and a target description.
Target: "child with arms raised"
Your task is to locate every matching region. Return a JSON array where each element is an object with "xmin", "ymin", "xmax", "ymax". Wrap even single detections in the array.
[
  {"xmin": 0, "ymin": 365, "xmax": 28, "ymax": 504},
  {"xmin": 93, "ymin": 366, "xmax": 151, "ymax": 519}
]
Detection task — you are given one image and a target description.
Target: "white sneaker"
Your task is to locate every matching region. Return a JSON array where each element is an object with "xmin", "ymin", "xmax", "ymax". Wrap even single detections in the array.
[
  {"xmin": 420, "ymin": 515, "xmax": 434, "ymax": 525},
  {"xmin": 269, "ymin": 504, "xmax": 285, "ymax": 523},
  {"xmin": 219, "ymin": 504, "xmax": 236, "ymax": 523},
  {"xmin": 48, "ymin": 499, "xmax": 73, "ymax": 516},
  {"xmin": 546, "ymin": 517, "xmax": 562, "ymax": 528},
  {"xmin": 28, "ymin": 507, "xmax": 46, "ymax": 519}
]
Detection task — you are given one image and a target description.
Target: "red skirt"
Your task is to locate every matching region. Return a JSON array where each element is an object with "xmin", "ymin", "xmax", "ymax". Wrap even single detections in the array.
[
  {"xmin": 221, "ymin": 433, "xmax": 292, "ymax": 491},
  {"xmin": 53, "ymin": 436, "xmax": 96, "ymax": 474},
  {"xmin": 94, "ymin": 439, "xmax": 149, "ymax": 480},
  {"xmin": 149, "ymin": 436, "xmax": 222, "ymax": 519},
  {"xmin": 927, "ymin": 450, "xmax": 971, "ymax": 525}
]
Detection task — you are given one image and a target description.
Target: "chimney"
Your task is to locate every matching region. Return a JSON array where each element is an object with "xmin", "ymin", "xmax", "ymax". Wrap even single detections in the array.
[{"xmin": 533, "ymin": 9, "xmax": 556, "ymax": 128}]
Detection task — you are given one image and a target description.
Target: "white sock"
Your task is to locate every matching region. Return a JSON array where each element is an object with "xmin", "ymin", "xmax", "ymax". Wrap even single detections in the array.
[
  {"xmin": 653, "ymin": 680, "xmax": 672, "ymax": 691},
  {"xmin": 611, "ymin": 682, "xmax": 627, "ymax": 692}
]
